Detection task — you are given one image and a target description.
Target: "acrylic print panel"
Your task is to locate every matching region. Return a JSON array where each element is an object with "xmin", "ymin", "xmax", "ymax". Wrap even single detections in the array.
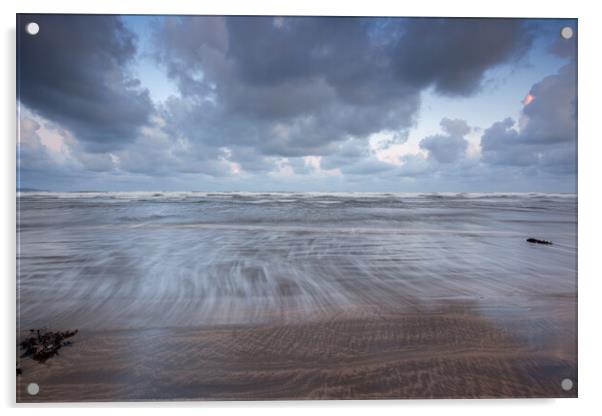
[{"xmin": 16, "ymin": 14, "xmax": 577, "ymax": 402}]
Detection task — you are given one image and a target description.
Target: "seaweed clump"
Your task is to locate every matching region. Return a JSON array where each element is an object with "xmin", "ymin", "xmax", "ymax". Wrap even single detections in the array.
[
  {"xmin": 526, "ymin": 238, "xmax": 553, "ymax": 245},
  {"xmin": 19, "ymin": 329, "xmax": 78, "ymax": 363}
]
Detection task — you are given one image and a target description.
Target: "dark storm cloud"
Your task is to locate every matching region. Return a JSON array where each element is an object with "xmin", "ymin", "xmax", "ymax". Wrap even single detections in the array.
[
  {"xmin": 419, "ymin": 118, "xmax": 470, "ymax": 164},
  {"xmin": 224, "ymin": 16, "xmax": 409, "ymax": 107},
  {"xmin": 19, "ymin": 15, "xmax": 563, "ymax": 191},
  {"xmin": 152, "ymin": 16, "xmax": 420, "ymax": 164},
  {"xmin": 149, "ymin": 16, "xmax": 534, "ymax": 174},
  {"xmin": 481, "ymin": 63, "xmax": 576, "ymax": 173},
  {"xmin": 17, "ymin": 14, "xmax": 154, "ymax": 153},
  {"xmin": 393, "ymin": 18, "xmax": 535, "ymax": 96}
]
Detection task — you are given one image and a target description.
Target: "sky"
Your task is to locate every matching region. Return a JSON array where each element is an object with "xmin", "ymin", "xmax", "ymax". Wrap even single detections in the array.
[{"xmin": 17, "ymin": 15, "xmax": 577, "ymax": 192}]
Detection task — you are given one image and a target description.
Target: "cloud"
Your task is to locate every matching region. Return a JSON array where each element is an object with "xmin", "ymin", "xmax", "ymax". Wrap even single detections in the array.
[
  {"xmin": 151, "ymin": 16, "xmax": 422, "ymax": 164},
  {"xmin": 318, "ymin": 138, "xmax": 394, "ymax": 176},
  {"xmin": 419, "ymin": 118, "xmax": 470, "ymax": 164},
  {"xmin": 341, "ymin": 159, "xmax": 395, "ymax": 175},
  {"xmin": 17, "ymin": 15, "xmax": 574, "ymax": 192},
  {"xmin": 481, "ymin": 63, "xmax": 576, "ymax": 173},
  {"xmin": 480, "ymin": 118, "xmax": 535, "ymax": 166},
  {"xmin": 521, "ymin": 64, "xmax": 576, "ymax": 144},
  {"xmin": 17, "ymin": 14, "xmax": 154, "ymax": 153},
  {"xmin": 18, "ymin": 117, "xmax": 58, "ymax": 175},
  {"xmin": 143, "ymin": 16, "xmax": 536, "ymax": 178},
  {"xmin": 397, "ymin": 154, "xmax": 432, "ymax": 177},
  {"xmin": 17, "ymin": 112, "xmax": 100, "ymax": 189},
  {"xmin": 392, "ymin": 18, "xmax": 535, "ymax": 96},
  {"xmin": 18, "ymin": 109, "xmax": 117, "ymax": 175}
]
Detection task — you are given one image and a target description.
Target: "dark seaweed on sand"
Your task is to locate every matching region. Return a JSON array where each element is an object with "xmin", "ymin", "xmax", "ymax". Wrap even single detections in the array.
[
  {"xmin": 19, "ymin": 329, "xmax": 78, "ymax": 363},
  {"xmin": 526, "ymin": 238, "xmax": 553, "ymax": 245}
]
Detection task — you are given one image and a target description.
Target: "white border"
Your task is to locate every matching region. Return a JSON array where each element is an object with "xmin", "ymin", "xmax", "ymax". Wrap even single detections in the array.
[{"xmin": 3, "ymin": 1, "xmax": 601, "ymax": 414}]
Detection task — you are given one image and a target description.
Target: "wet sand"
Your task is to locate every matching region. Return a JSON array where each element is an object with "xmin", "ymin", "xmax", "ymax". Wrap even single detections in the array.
[{"xmin": 17, "ymin": 298, "xmax": 577, "ymax": 402}]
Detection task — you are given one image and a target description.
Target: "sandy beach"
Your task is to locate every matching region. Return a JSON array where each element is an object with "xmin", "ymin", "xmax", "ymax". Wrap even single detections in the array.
[{"xmin": 17, "ymin": 298, "xmax": 576, "ymax": 401}]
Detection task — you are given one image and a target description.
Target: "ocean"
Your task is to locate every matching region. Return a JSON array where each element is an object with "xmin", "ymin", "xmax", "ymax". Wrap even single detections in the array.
[{"xmin": 17, "ymin": 192, "xmax": 577, "ymax": 331}]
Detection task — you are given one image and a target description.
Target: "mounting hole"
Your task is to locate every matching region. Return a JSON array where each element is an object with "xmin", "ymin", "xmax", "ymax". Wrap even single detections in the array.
[
  {"xmin": 25, "ymin": 22, "xmax": 39, "ymax": 36},
  {"xmin": 560, "ymin": 26, "xmax": 574, "ymax": 40},
  {"xmin": 561, "ymin": 378, "xmax": 574, "ymax": 391},
  {"xmin": 27, "ymin": 382, "xmax": 40, "ymax": 396}
]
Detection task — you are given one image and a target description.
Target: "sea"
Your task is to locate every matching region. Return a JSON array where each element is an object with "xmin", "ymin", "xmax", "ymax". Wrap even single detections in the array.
[{"xmin": 17, "ymin": 192, "xmax": 577, "ymax": 331}]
